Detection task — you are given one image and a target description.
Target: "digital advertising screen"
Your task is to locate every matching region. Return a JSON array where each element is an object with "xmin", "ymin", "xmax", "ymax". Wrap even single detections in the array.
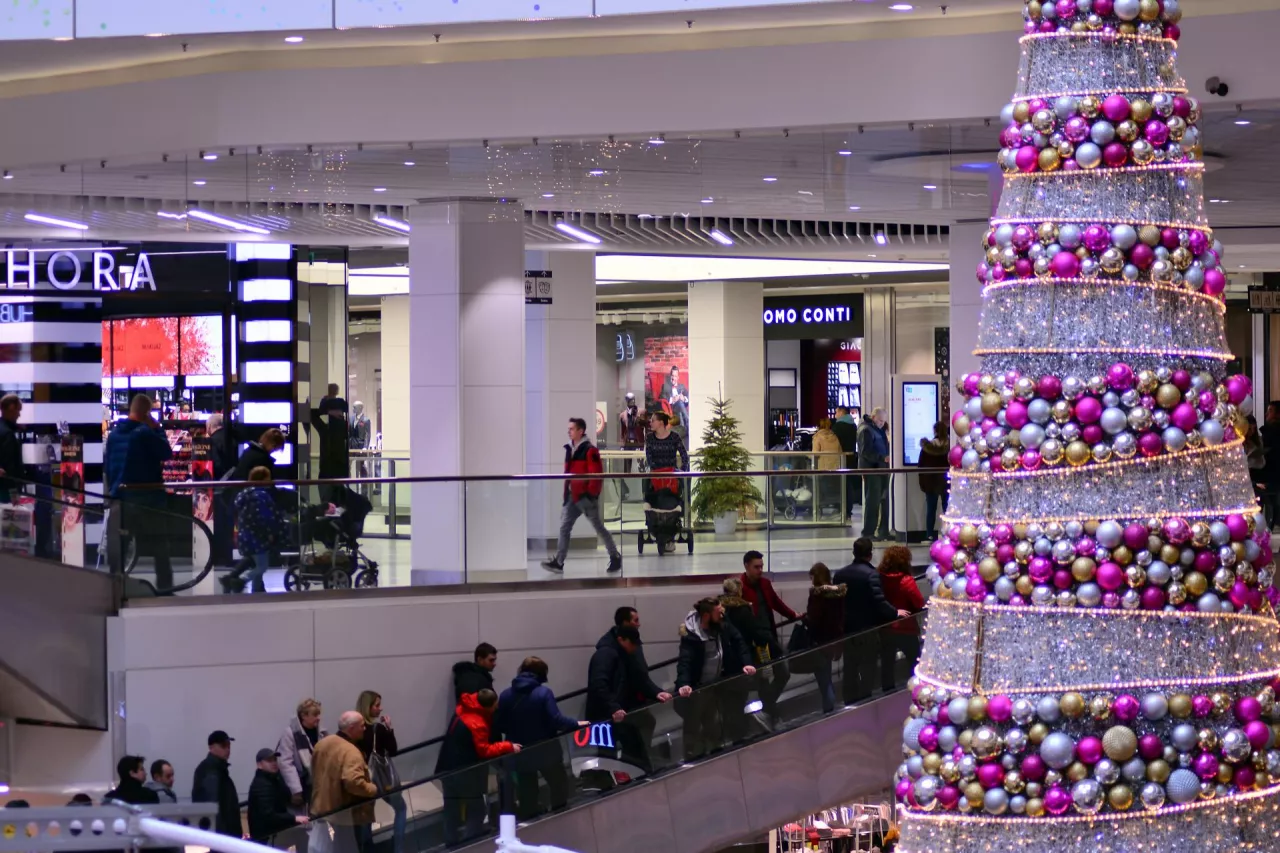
[
  {"xmin": 901, "ymin": 382, "xmax": 939, "ymax": 467},
  {"xmin": 103, "ymin": 316, "xmax": 223, "ymax": 378}
]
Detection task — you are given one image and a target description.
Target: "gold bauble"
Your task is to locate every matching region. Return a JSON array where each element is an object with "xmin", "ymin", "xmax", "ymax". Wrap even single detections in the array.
[
  {"xmin": 1014, "ymin": 522, "xmax": 1030, "ymax": 540},
  {"xmin": 1232, "ymin": 541, "xmax": 1248, "ymax": 562},
  {"xmin": 960, "ymin": 524, "xmax": 979, "ymax": 547},
  {"xmin": 1139, "ymin": 0, "xmax": 1160, "ymax": 20},
  {"xmin": 979, "ymin": 557, "xmax": 1002, "ymax": 583},
  {"xmin": 1116, "ymin": 120, "xmax": 1140, "ymax": 143},
  {"xmin": 1130, "ymin": 99, "xmax": 1153, "ymax": 123},
  {"xmin": 1160, "ymin": 544, "xmax": 1181, "ymax": 565},
  {"xmin": 1051, "ymin": 400, "xmax": 1073, "ymax": 423},
  {"xmin": 1029, "ymin": 723, "xmax": 1049, "ymax": 744},
  {"xmin": 1090, "ymin": 694, "xmax": 1113, "ymax": 720},
  {"xmin": 1065, "ymin": 440, "xmax": 1091, "ymax": 467},
  {"xmin": 964, "ymin": 782, "xmax": 985, "ymax": 807},
  {"xmin": 1167, "ymin": 116, "xmax": 1187, "ymax": 140},
  {"xmin": 1118, "ymin": 21, "xmax": 1137, "ymax": 35},
  {"xmin": 1112, "ymin": 545, "xmax": 1133, "ymax": 566},
  {"xmin": 1198, "ymin": 728, "xmax": 1219, "ymax": 751},
  {"xmin": 1147, "ymin": 760, "xmax": 1172, "ymax": 783},
  {"xmin": 1070, "ymin": 19, "xmax": 1087, "ymax": 33},
  {"xmin": 1155, "ymin": 382, "xmax": 1183, "ymax": 410},
  {"xmin": 1026, "ymin": 798, "xmax": 1045, "ymax": 817},
  {"xmin": 1027, "ymin": 0, "xmax": 1042, "ymax": 17},
  {"xmin": 1171, "ymin": 247, "xmax": 1192, "ymax": 270},
  {"xmin": 1136, "ymin": 369, "xmax": 1159, "ymax": 393},
  {"xmin": 1015, "ymin": 575, "xmax": 1035, "ymax": 597},
  {"xmin": 1072, "ymin": 557, "xmax": 1098, "ymax": 582},
  {"xmin": 952, "ymin": 550, "xmax": 969, "ymax": 570},
  {"xmin": 1013, "ymin": 102, "xmax": 1031, "ymax": 125},
  {"xmin": 954, "ymin": 414, "xmax": 972, "ymax": 437},
  {"xmin": 979, "ymin": 373, "xmax": 996, "ymax": 393},
  {"xmin": 1038, "ymin": 221, "xmax": 1059, "ymax": 243},
  {"xmin": 1001, "ymin": 448, "xmax": 1021, "ymax": 471},
  {"xmin": 1185, "ymin": 571, "xmax": 1208, "ymax": 596},
  {"xmin": 1139, "ymin": 225, "xmax": 1162, "ymax": 246},
  {"xmin": 968, "ymin": 695, "xmax": 989, "ymax": 721},
  {"xmin": 986, "ymin": 246, "xmax": 1003, "ymax": 266},
  {"xmin": 923, "ymin": 753, "xmax": 943, "ymax": 774},
  {"xmin": 1061, "ymin": 692, "xmax": 1086, "ymax": 718},
  {"xmin": 1015, "ymin": 540, "xmax": 1034, "ymax": 563},
  {"xmin": 1169, "ymin": 693, "xmax": 1193, "ymax": 718},
  {"xmin": 1078, "ymin": 96, "xmax": 1100, "ymax": 119},
  {"xmin": 1066, "ymin": 762, "xmax": 1089, "ymax": 783},
  {"xmin": 1108, "ymin": 784, "xmax": 1134, "ymax": 811},
  {"xmin": 958, "ymin": 729, "xmax": 974, "ymax": 750},
  {"xmin": 941, "ymin": 759, "xmax": 961, "ymax": 783},
  {"xmin": 1004, "ymin": 772, "xmax": 1025, "ymax": 794},
  {"xmin": 1218, "ymin": 762, "xmax": 1234, "ymax": 784},
  {"xmin": 1103, "ymin": 726, "xmax": 1138, "ymax": 761},
  {"xmin": 1212, "ymin": 693, "xmax": 1232, "ymax": 715},
  {"xmin": 1100, "ymin": 247, "xmax": 1125, "ymax": 274},
  {"xmin": 981, "ymin": 392, "xmax": 1002, "ymax": 416}
]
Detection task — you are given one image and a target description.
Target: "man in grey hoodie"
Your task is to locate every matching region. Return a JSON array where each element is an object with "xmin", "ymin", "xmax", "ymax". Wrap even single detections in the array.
[
  {"xmin": 145, "ymin": 760, "xmax": 178, "ymax": 803},
  {"xmin": 675, "ymin": 598, "xmax": 756, "ymax": 760}
]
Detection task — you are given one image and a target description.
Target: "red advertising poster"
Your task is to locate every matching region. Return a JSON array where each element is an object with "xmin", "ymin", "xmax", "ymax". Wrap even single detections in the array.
[
  {"xmin": 191, "ymin": 437, "xmax": 214, "ymax": 573},
  {"xmin": 103, "ymin": 316, "xmax": 223, "ymax": 377},
  {"xmin": 643, "ymin": 335, "xmax": 690, "ymax": 433},
  {"xmin": 60, "ymin": 435, "xmax": 84, "ymax": 567}
]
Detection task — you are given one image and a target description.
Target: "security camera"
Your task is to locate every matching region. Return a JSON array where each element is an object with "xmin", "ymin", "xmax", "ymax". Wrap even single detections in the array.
[{"xmin": 1206, "ymin": 77, "xmax": 1229, "ymax": 97}]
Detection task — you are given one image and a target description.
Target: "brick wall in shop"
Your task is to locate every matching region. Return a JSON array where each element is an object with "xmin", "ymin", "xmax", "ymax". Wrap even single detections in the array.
[{"xmin": 642, "ymin": 335, "xmax": 689, "ymax": 405}]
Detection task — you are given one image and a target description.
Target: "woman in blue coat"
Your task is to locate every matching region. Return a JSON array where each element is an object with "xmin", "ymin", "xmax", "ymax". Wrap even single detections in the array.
[{"xmin": 494, "ymin": 657, "xmax": 586, "ymax": 819}]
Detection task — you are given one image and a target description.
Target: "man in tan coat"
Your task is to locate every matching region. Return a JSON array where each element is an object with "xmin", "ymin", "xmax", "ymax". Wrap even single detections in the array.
[{"xmin": 311, "ymin": 711, "xmax": 379, "ymax": 853}]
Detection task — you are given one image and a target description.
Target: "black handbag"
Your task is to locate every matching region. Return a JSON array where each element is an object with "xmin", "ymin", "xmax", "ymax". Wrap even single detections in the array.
[{"xmin": 787, "ymin": 621, "xmax": 818, "ymax": 674}]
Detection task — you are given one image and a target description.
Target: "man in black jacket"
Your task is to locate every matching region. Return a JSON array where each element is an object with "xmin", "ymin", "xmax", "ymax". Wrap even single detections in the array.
[
  {"xmin": 831, "ymin": 406, "xmax": 860, "ymax": 512},
  {"xmin": 0, "ymin": 394, "xmax": 24, "ymax": 504},
  {"xmin": 104, "ymin": 756, "xmax": 160, "ymax": 805},
  {"xmin": 453, "ymin": 643, "xmax": 497, "ymax": 702},
  {"xmin": 675, "ymin": 598, "xmax": 757, "ymax": 760},
  {"xmin": 248, "ymin": 749, "xmax": 308, "ymax": 843},
  {"xmin": 192, "ymin": 731, "xmax": 241, "ymax": 837},
  {"xmin": 832, "ymin": 538, "xmax": 908, "ymax": 705}
]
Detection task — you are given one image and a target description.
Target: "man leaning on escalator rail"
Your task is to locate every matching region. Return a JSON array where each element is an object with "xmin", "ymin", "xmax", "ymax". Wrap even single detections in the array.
[
  {"xmin": 105, "ymin": 393, "xmax": 174, "ymax": 590},
  {"xmin": 584, "ymin": 620, "xmax": 671, "ymax": 789}
]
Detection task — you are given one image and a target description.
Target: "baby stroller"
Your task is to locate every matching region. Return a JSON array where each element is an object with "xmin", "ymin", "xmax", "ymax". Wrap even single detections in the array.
[
  {"xmin": 637, "ymin": 469, "xmax": 694, "ymax": 555},
  {"xmin": 283, "ymin": 486, "xmax": 380, "ymax": 590}
]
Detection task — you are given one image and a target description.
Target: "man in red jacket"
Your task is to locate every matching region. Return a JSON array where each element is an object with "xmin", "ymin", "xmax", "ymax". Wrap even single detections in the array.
[
  {"xmin": 740, "ymin": 550, "xmax": 799, "ymax": 722},
  {"xmin": 543, "ymin": 418, "xmax": 622, "ymax": 574}
]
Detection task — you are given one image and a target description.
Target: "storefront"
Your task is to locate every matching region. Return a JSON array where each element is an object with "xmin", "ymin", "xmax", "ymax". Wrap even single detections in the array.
[{"xmin": 763, "ymin": 293, "xmax": 866, "ymax": 448}]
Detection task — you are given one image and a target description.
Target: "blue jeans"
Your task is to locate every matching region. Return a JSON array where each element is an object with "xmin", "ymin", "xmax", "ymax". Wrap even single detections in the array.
[
  {"xmin": 387, "ymin": 791, "xmax": 406, "ymax": 853},
  {"xmin": 814, "ymin": 656, "xmax": 836, "ymax": 713},
  {"xmin": 242, "ymin": 552, "xmax": 270, "ymax": 593}
]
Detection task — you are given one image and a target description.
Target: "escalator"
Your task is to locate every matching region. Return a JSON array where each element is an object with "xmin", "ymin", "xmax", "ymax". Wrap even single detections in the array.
[
  {"xmin": 0, "ymin": 480, "xmax": 213, "ymax": 728},
  {"xmin": 275, "ymin": 619, "xmax": 920, "ymax": 853}
]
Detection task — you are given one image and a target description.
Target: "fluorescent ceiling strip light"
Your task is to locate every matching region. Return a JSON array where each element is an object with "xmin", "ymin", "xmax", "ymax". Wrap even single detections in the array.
[
  {"xmin": 373, "ymin": 215, "xmax": 411, "ymax": 233},
  {"xmin": 709, "ymin": 229, "xmax": 735, "ymax": 247},
  {"xmin": 24, "ymin": 213, "xmax": 88, "ymax": 231},
  {"xmin": 594, "ymin": 255, "xmax": 949, "ymax": 283},
  {"xmin": 555, "ymin": 221, "xmax": 603, "ymax": 245},
  {"xmin": 186, "ymin": 209, "xmax": 270, "ymax": 236},
  {"xmin": 156, "ymin": 211, "xmax": 187, "ymax": 220}
]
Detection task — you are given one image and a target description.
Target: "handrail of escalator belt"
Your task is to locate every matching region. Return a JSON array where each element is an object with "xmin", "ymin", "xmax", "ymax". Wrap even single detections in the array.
[
  {"xmin": 2, "ymin": 474, "xmax": 216, "ymax": 597},
  {"xmin": 307, "ymin": 613, "xmax": 924, "ymax": 822}
]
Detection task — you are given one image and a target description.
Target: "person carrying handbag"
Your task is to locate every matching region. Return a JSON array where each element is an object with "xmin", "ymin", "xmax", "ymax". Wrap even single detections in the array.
[{"xmin": 356, "ymin": 691, "xmax": 405, "ymax": 853}]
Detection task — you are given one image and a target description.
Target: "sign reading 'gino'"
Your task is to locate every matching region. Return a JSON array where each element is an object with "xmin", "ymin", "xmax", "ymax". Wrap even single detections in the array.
[{"xmin": 2, "ymin": 249, "xmax": 157, "ymax": 292}]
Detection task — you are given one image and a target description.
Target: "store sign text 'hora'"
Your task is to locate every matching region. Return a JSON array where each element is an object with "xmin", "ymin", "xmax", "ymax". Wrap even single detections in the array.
[{"xmin": 3, "ymin": 249, "xmax": 158, "ymax": 291}]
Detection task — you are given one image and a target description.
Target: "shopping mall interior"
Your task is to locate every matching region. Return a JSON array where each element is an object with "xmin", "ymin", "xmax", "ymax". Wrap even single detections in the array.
[{"xmin": 2, "ymin": 1, "xmax": 1280, "ymax": 851}]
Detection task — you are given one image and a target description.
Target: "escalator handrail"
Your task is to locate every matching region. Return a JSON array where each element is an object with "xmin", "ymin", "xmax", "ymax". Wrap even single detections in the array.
[{"xmin": 367, "ymin": 609, "xmax": 926, "ymax": 810}]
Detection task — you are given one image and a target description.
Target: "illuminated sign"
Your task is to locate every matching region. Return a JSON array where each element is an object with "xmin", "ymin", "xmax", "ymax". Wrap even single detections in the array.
[
  {"xmin": 0, "ymin": 304, "xmax": 32, "ymax": 324},
  {"xmin": 2, "ymin": 249, "xmax": 156, "ymax": 292},
  {"xmin": 763, "ymin": 305, "xmax": 855, "ymax": 326},
  {"xmin": 572, "ymin": 722, "xmax": 616, "ymax": 750}
]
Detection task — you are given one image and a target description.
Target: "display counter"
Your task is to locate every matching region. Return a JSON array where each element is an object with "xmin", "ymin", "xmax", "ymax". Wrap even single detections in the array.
[{"xmin": 773, "ymin": 801, "xmax": 896, "ymax": 853}]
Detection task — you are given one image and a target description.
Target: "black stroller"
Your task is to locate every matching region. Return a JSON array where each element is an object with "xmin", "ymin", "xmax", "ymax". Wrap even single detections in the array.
[
  {"xmin": 283, "ymin": 486, "xmax": 380, "ymax": 590},
  {"xmin": 637, "ymin": 469, "xmax": 694, "ymax": 555}
]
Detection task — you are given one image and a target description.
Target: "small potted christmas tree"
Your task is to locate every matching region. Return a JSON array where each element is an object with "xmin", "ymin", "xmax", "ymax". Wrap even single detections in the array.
[{"xmin": 692, "ymin": 396, "xmax": 763, "ymax": 536}]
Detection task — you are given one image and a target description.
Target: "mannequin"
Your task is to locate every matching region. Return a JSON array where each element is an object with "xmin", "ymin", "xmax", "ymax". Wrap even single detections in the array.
[{"xmin": 349, "ymin": 401, "xmax": 371, "ymax": 450}]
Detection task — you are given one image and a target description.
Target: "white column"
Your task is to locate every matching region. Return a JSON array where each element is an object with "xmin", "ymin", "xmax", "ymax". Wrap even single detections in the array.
[
  {"xmin": 688, "ymin": 280, "xmax": 765, "ymax": 453},
  {"xmin": 525, "ymin": 249, "xmax": 598, "ymax": 550},
  {"xmin": 949, "ymin": 220, "xmax": 989, "ymax": 415},
  {"xmin": 409, "ymin": 199, "xmax": 527, "ymax": 582},
  {"xmin": 861, "ymin": 288, "xmax": 897, "ymax": 417}
]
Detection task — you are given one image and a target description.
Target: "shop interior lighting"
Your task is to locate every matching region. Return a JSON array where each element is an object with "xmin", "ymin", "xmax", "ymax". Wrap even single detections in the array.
[
  {"xmin": 889, "ymin": 3, "xmax": 914, "ymax": 9},
  {"xmin": 186, "ymin": 209, "xmax": 270, "ymax": 236},
  {"xmin": 838, "ymin": 150, "xmax": 853, "ymax": 156},
  {"xmin": 541, "ymin": 192, "xmax": 555, "ymax": 198},
  {"xmin": 201, "ymin": 152, "xmax": 218, "ymax": 161},
  {"xmin": 701, "ymin": 197, "xmax": 714, "ymax": 204},
  {"xmin": 554, "ymin": 221, "xmax": 603, "ymax": 245},
  {"xmin": 594, "ymin": 255, "xmax": 947, "ymax": 283},
  {"xmin": 588, "ymin": 170, "xmax": 605, "ymax": 176},
  {"xmin": 849, "ymin": 205, "xmax": 862, "ymax": 211},
  {"xmin": 403, "ymin": 161, "xmax": 415, "ymax": 167},
  {"xmin": 372, "ymin": 215, "xmax": 411, "ymax": 233},
  {"xmin": 1234, "ymin": 119, "xmax": 1252, "ymax": 126},
  {"xmin": 762, "ymin": 176, "xmax": 778, "ymax": 182},
  {"xmin": 923, "ymin": 184, "xmax": 938, "ymax": 190},
  {"xmin": 648, "ymin": 135, "xmax": 665, "ymax": 145},
  {"xmin": 192, "ymin": 180, "xmax": 207, "ymax": 186},
  {"xmin": 284, "ymin": 35, "xmax": 304, "ymax": 43},
  {"xmin": 24, "ymin": 213, "xmax": 88, "ymax": 231},
  {"xmin": 373, "ymin": 187, "xmax": 387, "ymax": 193},
  {"xmin": 874, "ymin": 231, "xmax": 889, "ymax": 246},
  {"xmin": 709, "ymin": 228, "xmax": 735, "ymax": 247},
  {"xmin": 156, "ymin": 211, "xmax": 188, "ymax": 220}
]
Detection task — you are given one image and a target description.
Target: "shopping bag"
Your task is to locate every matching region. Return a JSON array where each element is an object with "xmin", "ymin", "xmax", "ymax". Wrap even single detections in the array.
[{"xmin": 0, "ymin": 503, "xmax": 34, "ymax": 555}]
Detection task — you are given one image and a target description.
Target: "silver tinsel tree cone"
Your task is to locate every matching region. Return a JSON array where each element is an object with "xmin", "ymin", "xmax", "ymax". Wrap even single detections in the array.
[{"xmin": 896, "ymin": 2, "xmax": 1280, "ymax": 851}]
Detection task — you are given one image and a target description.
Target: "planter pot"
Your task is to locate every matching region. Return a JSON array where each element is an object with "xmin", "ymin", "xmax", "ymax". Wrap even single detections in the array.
[{"xmin": 713, "ymin": 510, "xmax": 739, "ymax": 537}]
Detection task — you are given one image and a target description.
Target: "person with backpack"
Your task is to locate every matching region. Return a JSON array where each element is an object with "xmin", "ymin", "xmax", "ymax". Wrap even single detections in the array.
[
  {"xmin": 541, "ymin": 417, "xmax": 621, "ymax": 574},
  {"xmin": 222, "ymin": 466, "xmax": 282, "ymax": 594},
  {"xmin": 435, "ymin": 689, "xmax": 520, "ymax": 847}
]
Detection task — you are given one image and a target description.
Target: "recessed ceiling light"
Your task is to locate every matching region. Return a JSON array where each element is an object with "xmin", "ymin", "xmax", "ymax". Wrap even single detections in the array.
[
  {"xmin": 373, "ymin": 187, "xmax": 387, "ymax": 193},
  {"xmin": 923, "ymin": 184, "xmax": 937, "ymax": 190},
  {"xmin": 701, "ymin": 198, "xmax": 714, "ymax": 204},
  {"xmin": 837, "ymin": 150, "xmax": 852, "ymax": 156},
  {"xmin": 588, "ymin": 169, "xmax": 605, "ymax": 176},
  {"xmin": 889, "ymin": 3, "xmax": 913, "ymax": 9},
  {"xmin": 284, "ymin": 35, "xmax": 305, "ymax": 43},
  {"xmin": 709, "ymin": 229, "xmax": 735, "ymax": 247},
  {"xmin": 874, "ymin": 232, "xmax": 888, "ymax": 246},
  {"xmin": 763, "ymin": 177, "xmax": 778, "ymax": 183},
  {"xmin": 649, "ymin": 136, "xmax": 665, "ymax": 145},
  {"xmin": 192, "ymin": 180, "xmax": 207, "ymax": 186},
  {"xmin": 1235, "ymin": 120, "xmax": 1251, "ymax": 126},
  {"xmin": 798, "ymin": 190, "xmax": 813, "ymax": 196},
  {"xmin": 2, "ymin": 172, "xmax": 11, "ymax": 181},
  {"xmin": 144, "ymin": 33, "xmax": 167, "ymax": 37},
  {"xmin": 1209, "ymin": 198, "xmax": 1221, "ymax": 203},
  {"xmin": 1240, "ymin": 264, "xmax": 1248, "ymax": 269},
  {"xmin": 403, "ymin": 161, "xmax": 416, "ymax": 167},
  {"xmin": 848, "ymin": 205, "xmax": 861, "ymax": 211},
  {"xmin": 25, "ymin": 212, "xmax": 88, "ymax": 231},
  {"xmin": 867, "ymin": 254, "xmax": 878, "ymax": 258},
  {"xmin": 156, "ymin": 211, "xmax": 188, "ymax": 221},
  {"xmin": 202, "ymin": 152, "xmax": 218, "ymax": 161},
  {"xmin": 542, "ymin": 192, "xmax": 555, "ymax": 198},
  {"xmin": 556, "ymin": 221, "xmax": 603, "ymax": 244}
]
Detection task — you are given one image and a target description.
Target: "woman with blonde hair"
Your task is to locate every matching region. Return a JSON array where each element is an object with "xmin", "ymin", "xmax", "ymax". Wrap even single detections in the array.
[
  {"xmin": 356, "ymin": 690, "xmax": 405, "ymax": 853},
  {"xmin": 812, "ymin": 417, "xmax": 843, "ymax": 517}
]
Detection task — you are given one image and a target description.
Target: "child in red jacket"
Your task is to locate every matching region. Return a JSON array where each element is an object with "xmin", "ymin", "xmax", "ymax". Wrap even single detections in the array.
[{"xmin": 435, "ymin": 690, "xmax": 518, "ymax": 845}]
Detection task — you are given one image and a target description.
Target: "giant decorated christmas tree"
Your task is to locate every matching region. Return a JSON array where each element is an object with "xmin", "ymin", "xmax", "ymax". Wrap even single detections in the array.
[{"xmin": 897, "ymin": 2, "xmax": 1280, "ymax": 851}]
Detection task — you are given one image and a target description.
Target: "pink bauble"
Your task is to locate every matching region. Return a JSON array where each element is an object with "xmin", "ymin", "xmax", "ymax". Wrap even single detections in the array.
[
  {"xmin": 1138, "ymin": 432, "xmax": 1164, "ymax": 457},
  {"xmin": 1096, "ymin": 561, "xmax": 1124, "ymax": 591},
  {"xmin": 1064, "ymin": 116, "xmax": 1090, "ymax": 142},
  {"xmin": 996, "ymin": 543, "xmax": 1016, "ymax": 564},
  {"xmin": 964, "ymin": 373, "xmax": 981, "ymax": 395},
  {"xmin": 1192, "ymin": 695, "xmax": 1214, "ymax": 717},
  {"xmin": 1230, "ymin": 581, "xmax": 1251, "ymax": 609},
  {"xmin": 1014, "ymin": 258, "xmax": 1034, "ymax": 278},
  {"xmin": 993, "ymin": 523, "xmax": 1014, "ymax": 544},
  {"xmin": 1077, "ymin": 737, "xmax": 1103, "ymax": 765},
  {"xmin": 1123, "ymin": 523, "xmax": 1148, "ymax": 550},
  {"xmin": 1029, "ymin": 556, "xmax": 1054, "ymax": 584},
  {"xmin": 1113, "ymin": 694, "xmax": 1140, "ymax": 722},
  {"xmin": 1062, "ymin": 158, "xmax": 1080, "ymax": 171},
  {"xmin": 930, "ymin": 539, "xmax": 955, "ymax": 565},
  {"xmin": 1055, "ymin": 0, "xmax": 1076, "ymax": 18},
  {"xmin": 1103, "ymin": 142, "xmax": 1129, "ymax": 167},
  {"xmin": 1050, "ymin": 250, "xmax": 1081, "ymax": 278},
  {"xmin": 1021, "ymin": 754, "xmax": 1047, "ymax": 781},
  {"xmin": 948, "ymin": 445, "xmax": 964, "ymax": 468},
  {"xmin": 1054, "ymin": 570, "xmax": 1073, "ymax": 590},
  {"xmin": 1006, "ymin": 400, "xmax": 1030, "ymax": 429},
  {"xmin": 965, "ymin": 577, "xmax": 987, "ymax": 601},
  {"xmin": 975, "ymin": 263, "xmax": 989, "ymax": 285},
  {"xmin": 1094, "ymin": 0, "xmax": 1114, "ymax": 13},
  {"xmin": 1193, "ymin": 752, "xmax": 1220, "ymax": 781},
  {"xmin": 1145, "ymin": 120, "xmax": 1170, "ymax": 146},
  {"xmin": 896, "ymin": 779, "xmax": 912, "ymax": 801},
  {"xmin": 1171, "ymin": 369, "xmax": 1192, "ymax": 391},
  {"xmin": 1236, "ymin": 696, "xmax": 1263, "ymax": 723},
  {"xmin": 1130, "ymin": 243, "xmax": 1155, "ymax": 270},
  {"xmin": 1039, "ymin": 19, "xmax": 1054, "ymax": 32},
  {"xmin": 1002, "ymin": 123, "xmax": 1023, "ymax": 148},
  {"xmin": 937, "ymin": 785, "xmax": 961, "ymax": 810},
  {"xmin": 1141, "ymin": 587, "xmax": 1167, "ymax": 610},
  {"xmin": 1188, "ymin": 230, "xmax": 1208, "ymax": 255},
  {"xmin": 1194, "ymin": 550, "xmax": 1218, "ymax": 574},
  {"xmin": 1102, "ymin": 94, "xmax": 1131, "ymax": 122},
  {"xmin": 1197, "ymin": 390, "xmax": 1217, "ymax": 414},
  {"xmin": 1076, "ymin": 536, "xmax": 1096, "ymax": 557},
  {"xmin": 1226, "ymin": 374, "xmax": 1252, "ymax": 405},
  {"xmin": 1074, "ymin": 396, "xmax": 1103, "ymax": 424},
  {"xmin": 1016, "ymin": 146, "xmax": 1039, "ymax": 172},
  {"xmin": 987, "ymin": 695, "xmax": 1014, "ymax": 723},
  {"xmin": 1139, "ymin": 733, "xmax": 1164, "ymax": 760},
  {"xmin": 1027, "ymin": 99, "xmax": 1048, "ymax": 114},
  {"xmin": 1012, "ymin": 224, "xmax": 1036, "ymax": 250},
  {"xmin": 1161, "ymin": 228, "xmax": 1180, "ymax": 249},
  {"xmin": 1172, "ymin": 95, "xmax": 1191, "ymax": 118},
  {"xmin": 976, "ymin": 763, "xmax": 1004, "ymax": 790},
  {"xmin": 1165, "ymin": 23, "xmax": 1180, "ymax": 40},
  {"xmin": 1021, "ymin": 450, "xmax": 1043, "ymax": 470},
  {"xmin": 1246, "ymin": 720, "xmax": 1272, "ymax": 750},
  {"xmin": 1083, "ymin": 224, "xmax": 1111, "ymax": 253},
  {"xmin": 1107, "ymin": 362, "xmax": 1135, "ymax": 390},
  {"xmin": 1044, "ymin": 786, "xmax": 1071, "ymax": 816},
  {"xmin": 1226, "ymin": 514, "xmax": 1250, "ymax": 541},
  {"xmin": 918, "ymin": 724, "xmax": 940, "ymax": 752},
  {"xmin": 1081, "ymin": 424, "xmax": 1104, "ymax": 445},
  {"xmin": 1170, "ymin": 402, "xmax": 1198, "ymax": 432},
  {"xmin": 1204, "ymin": 268, "xmax": 1226, "ymax": 296},
  {"xmin": 1163, "ymin": 517, "xmax": 1191, "ymax": 544},
  {"xmin": 1038, "ymin": 374, "xmax": 1063, "ymax": 400}
]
